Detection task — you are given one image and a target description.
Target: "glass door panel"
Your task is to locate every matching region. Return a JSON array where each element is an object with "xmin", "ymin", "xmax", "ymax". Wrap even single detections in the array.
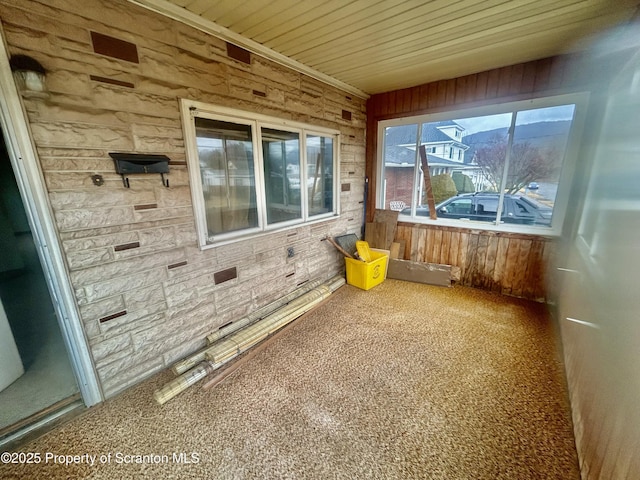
[{"xmin": 0, "ymin": 135, "xmax": 79, "ymax": 434}]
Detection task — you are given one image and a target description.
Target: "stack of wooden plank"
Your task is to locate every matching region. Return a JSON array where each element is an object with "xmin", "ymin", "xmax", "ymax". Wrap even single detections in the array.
[
  {"xmin": 366, "ymin": 209, "xmax": 452, "ymax": 288},
  {"xmin": 153, "ymin": 275, "xmax": 345, "ymax": 405},
  {"xmin": 365, "ymin": 209, "xmax": 404, "ymax": 258}
]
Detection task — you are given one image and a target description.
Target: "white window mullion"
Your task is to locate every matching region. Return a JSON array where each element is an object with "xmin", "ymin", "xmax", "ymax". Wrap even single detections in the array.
[
  {"xmin": 495, "ymin": 113, "xmax": 517, "ymax": 224},
  {"xmin": 376, "ymin": 122, "xmax": 388, "ymax": 210},
  {"xmin": 411, "ymin": 123, "xmax": 423, "ymax": 215},
  {"xmin": 181, "ymin": 103, "xmax": 210, "ymax": 247},
  {"xmin": 254, "ymin": 121, "xmax": 268, "ymax": 231},
  {"xmin": 300, "ymin": 131, "xmax": 309, "ymax": 221},
  {"xmin": 333, "ymin": 134, "xmax": 340, "ymax": 216}
]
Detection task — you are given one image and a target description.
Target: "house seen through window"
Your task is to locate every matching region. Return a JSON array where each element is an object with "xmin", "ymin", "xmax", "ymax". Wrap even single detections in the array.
[{"xmin": 378, "ymin": 93, "xmax": 587, "ymax": 234}]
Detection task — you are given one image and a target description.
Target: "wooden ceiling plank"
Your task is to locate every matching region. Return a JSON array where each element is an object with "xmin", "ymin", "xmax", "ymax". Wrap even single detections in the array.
[
  {"xmin": 246, "ymin": 3, "xmax": 324, "ymax": 43},
  {"xmin": 338, "ymin": 33, "xmax": 566, "ymax": 85},
  {"xmin": 183, "ymin": 0, "xmax": 221, "ymax": 15},
  {"xmin": 238, "ymin": 0, "xmax": 353, "ymax": 44},
  {"xmin": 264, "ymin": 0, "xmax": 365, "ymax": 47},
  {"xmin": 290, "ymin": 0, "xmax": 478, "ymax": 60},
  {"xmin": 285, "ymin": 1, "xmax": 450, "ymax": 58},
  {"xmin": 208, "ymin": 0, "xmax": 275, "ymax": 28},
  {"xmin": 347, "ymin": 13, "xmax": 626, "ymax": 93},
  {"xmin": 295, "ymin": 0, "xmax": 524, "ymax": 65},
  {"xmin": 298, "ymin": 0, "xmax": 561, "ymax": 66},
  {"xmin": 227, "ymin": 0, "xmax": 297, "ymax": 35},
  {"xmin": 231, "ymin": 0, "xmax": 305, "ymax": 38},
  {"xmin": 320, "ymin": 2, "xmax": 625, "ymax": 78},
  {"xmin": 268, "ymin": 0, "xmax": 398, "ymax": 52}
]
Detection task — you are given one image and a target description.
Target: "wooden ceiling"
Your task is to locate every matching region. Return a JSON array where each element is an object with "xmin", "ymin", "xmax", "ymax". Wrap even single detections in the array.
[{"xmin": 132, "ymin": 0, "xmax": 640, "ymax": 98}]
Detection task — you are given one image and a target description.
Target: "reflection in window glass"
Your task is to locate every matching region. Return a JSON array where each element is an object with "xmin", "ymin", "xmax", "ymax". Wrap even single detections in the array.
[
  {"xmin": 476, "ymin": 197, "xmax": 498, "ymax": 214},
  {"xmin": 461, "ymin": 113, "xmax": 513, "ymax": 194},
  {"xmin": 307, "ymin": 135, "xmax": 334, "ymax": 217},
  {"xmin": 414, "ymin": 120, "xmax": 473, "ymax": 207},
  {"xmin": 262, "ymin": 128, "xmax": 301, "ymax": 224},
  {"xmin": 506, "ymin": 104, "xmax": 575, "ymax": 223},
  {"xmin": 446, "ymin": 198, "xmax": 472, "ymax": 214},
  {"xmin": 195, "ymin": 118, "xmax": 258, "ymax": 236},
  {"xmin": 382, "ymin": 124, "xmax": 418, "ymax": 210}
]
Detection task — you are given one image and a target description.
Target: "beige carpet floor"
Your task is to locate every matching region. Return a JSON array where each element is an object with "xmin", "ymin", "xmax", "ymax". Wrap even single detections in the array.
[{"xmin": 0, "ymin": 280, "xmax": 580, "ymax": 479}]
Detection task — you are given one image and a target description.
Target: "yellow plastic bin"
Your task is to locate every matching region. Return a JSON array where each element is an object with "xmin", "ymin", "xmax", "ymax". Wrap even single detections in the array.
[{"xmin": 345, "ymin": 250, "xmax": 389, "ymax": 291}]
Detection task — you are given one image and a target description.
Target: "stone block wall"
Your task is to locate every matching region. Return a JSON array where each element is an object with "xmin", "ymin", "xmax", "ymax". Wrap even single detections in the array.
[{"xmin": 0, "ymin": 0, "xmax": 366, "ymax": 397}]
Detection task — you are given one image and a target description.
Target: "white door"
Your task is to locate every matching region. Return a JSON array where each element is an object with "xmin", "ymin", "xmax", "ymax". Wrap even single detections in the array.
[{"xmin": 0, "ymin": 300, "xmax": 23, "ymax": 391}]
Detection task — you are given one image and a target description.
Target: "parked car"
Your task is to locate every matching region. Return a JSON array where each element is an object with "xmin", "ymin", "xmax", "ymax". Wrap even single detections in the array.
[{"xmin": 401, "ymin": 193, "xmax": 552, "ymax": 226}]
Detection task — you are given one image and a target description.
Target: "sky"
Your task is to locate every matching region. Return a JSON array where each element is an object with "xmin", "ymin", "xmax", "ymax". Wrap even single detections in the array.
[{"xmin": 455, "ymin": 104, "xmax": 576, "ymax": 135}]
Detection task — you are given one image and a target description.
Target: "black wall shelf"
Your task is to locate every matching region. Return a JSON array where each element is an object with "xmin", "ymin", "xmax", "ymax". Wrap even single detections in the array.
[{"xmin": 109, "ymin": 153, "xmax": 170, "ymax": 188}]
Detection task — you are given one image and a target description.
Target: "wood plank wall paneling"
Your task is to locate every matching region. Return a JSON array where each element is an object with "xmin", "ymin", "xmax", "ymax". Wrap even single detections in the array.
[
  {"xmin": 396, "ymin": 223, "xmax": 554, "ymax": 302},
  {"xmin": 366, "ymin": 54, "xmax": 594, "ymax": 301}
]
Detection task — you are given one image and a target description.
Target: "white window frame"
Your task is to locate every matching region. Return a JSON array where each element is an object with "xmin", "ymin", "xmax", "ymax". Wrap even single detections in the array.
[
  {"xmin": 181, "ymin": 99, "xmax": 340, "ymax": 248},
  {"xmin": 377, "ymin": 93, "xmax": 589, "ymax": 236},
  {"xmin": 260, "ymin": 122, "xmax": 303, "ymax": 229}
]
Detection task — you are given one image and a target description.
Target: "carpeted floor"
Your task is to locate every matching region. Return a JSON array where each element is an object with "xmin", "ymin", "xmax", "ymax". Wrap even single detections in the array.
[{"xmin": 0, "ymin": 280, "xmax": 580, "ymax": 479}]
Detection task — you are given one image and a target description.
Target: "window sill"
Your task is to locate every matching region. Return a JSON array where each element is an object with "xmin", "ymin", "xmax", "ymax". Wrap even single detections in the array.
[
  {"xmin": 199, "ymin": 214, "xmax": 340, "ymax": 250},
  {"xmin": 396, "ymin": 214, "xmax": 560, "ymax": 238}
]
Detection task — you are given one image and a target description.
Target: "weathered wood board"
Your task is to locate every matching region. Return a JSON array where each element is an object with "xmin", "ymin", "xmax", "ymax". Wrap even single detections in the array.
[
  {"xmin": 387, "ymin": 259, "xmax": 451, "ymax": 287},
  {"xmin": 394, "ymin": 223, "xmax": 554, "ymax": 301},
  {"xmin": 389, "ymin": 242, "xmax": 401, "ymax": 259},
  {"xmin": 373, "ymin": 209, "xmax": 399, "ymax": 249},
  {"xmin": 365, "ymin": 222, "xmax": 387, "ymax": 249}
]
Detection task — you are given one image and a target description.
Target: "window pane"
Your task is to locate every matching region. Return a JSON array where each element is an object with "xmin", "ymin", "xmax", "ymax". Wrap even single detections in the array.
[
  {"xmin": 195, "ymin": 118, "xmax": 258, "ymax": 236},
  {"xmin": 454, "ymin": 113, "xmax": 512, "ymax": 195},
  {"xmin": 505, "ymin": 104, "xmax": 576, "ymax": 226},
  {"xmin": 307, "ymin": 135, "xmax": 334, "ymax": 216},
  {"xmin": 476, "ymin": 197, "xmax": 498, "ymax": 214},
  {"xmin": 382, "ymin": 124, "xmax": 418, "ymax": 211},
  {"xmin": 262, "ymin": 128, "xmax": 301, "ymax": 224},
  {"xmin": 417, "ymin": 116, "xmax": 511, "ymax": 216},
  {"xmin": 446, "ymin": 198, "xmax": 472, "ymax": 214},
  {"xmin": 417, "ymin": 120, "xmax": 472, "ymax": 208}
]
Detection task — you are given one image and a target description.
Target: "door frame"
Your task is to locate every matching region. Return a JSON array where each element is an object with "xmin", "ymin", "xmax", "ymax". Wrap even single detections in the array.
[{"xmin": 0, "ymin": 26, "xmax": 102, "ymax": 407}]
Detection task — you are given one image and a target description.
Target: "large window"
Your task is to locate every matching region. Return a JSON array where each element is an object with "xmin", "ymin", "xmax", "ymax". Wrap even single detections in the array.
[
  {"xmin": 378, "ymin": 94, "xmax": 587, "ymax": 234},
  {"xmin": 182, "ymin": 100, "xmax": 339, "ymax": 247}
]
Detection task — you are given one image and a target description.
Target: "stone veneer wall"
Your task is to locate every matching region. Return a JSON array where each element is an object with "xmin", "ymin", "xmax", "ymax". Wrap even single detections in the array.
[{"xmin": 0, "ymin": 0, "xmax": 366, "ymax": 398}]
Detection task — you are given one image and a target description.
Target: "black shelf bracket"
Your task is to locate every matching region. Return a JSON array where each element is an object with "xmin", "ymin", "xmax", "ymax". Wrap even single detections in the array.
[{"xmin": 109, "ymin": 153, "xmax": 170, "ymax": 188}]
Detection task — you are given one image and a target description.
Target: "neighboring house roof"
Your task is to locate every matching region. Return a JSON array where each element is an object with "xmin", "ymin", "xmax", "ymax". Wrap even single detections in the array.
[
  {"xmin": 426, "ymin": 157, "xmax": 478, "ymax": 168},
  {"xmin": 385, "ymin": 120, "xmax": 472, "ymax": 168},
  {"xmin": 385, "ymin": 121, "xmax": 467, "ymax": 146},
  {"xmin": 384, "ymin": 145, "xmax": 416, "ymax": 166},
  {"xmin": 422, "ymin": 123, "xmax": 465, "ymax": 146},
  {"xmin": 384, "ymin": 145, "xmax": 478, "ymax": 169}
]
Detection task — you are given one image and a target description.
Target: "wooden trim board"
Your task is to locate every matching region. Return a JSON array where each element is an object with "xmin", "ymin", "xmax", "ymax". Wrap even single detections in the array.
[
  {"xmin": 365, "ymin": 222, "xmax": 387, "ymax": 249},
  {"xmin": 387, "ymin": 259, "xmax": 451, "ymax": 287},
  {"xmin": 373, "ymin": 209, "xmax": 399, "ymax": 249},
  {"xmin": 202, "ymin": 289, "xmax": 339, "ymax": 390}
]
